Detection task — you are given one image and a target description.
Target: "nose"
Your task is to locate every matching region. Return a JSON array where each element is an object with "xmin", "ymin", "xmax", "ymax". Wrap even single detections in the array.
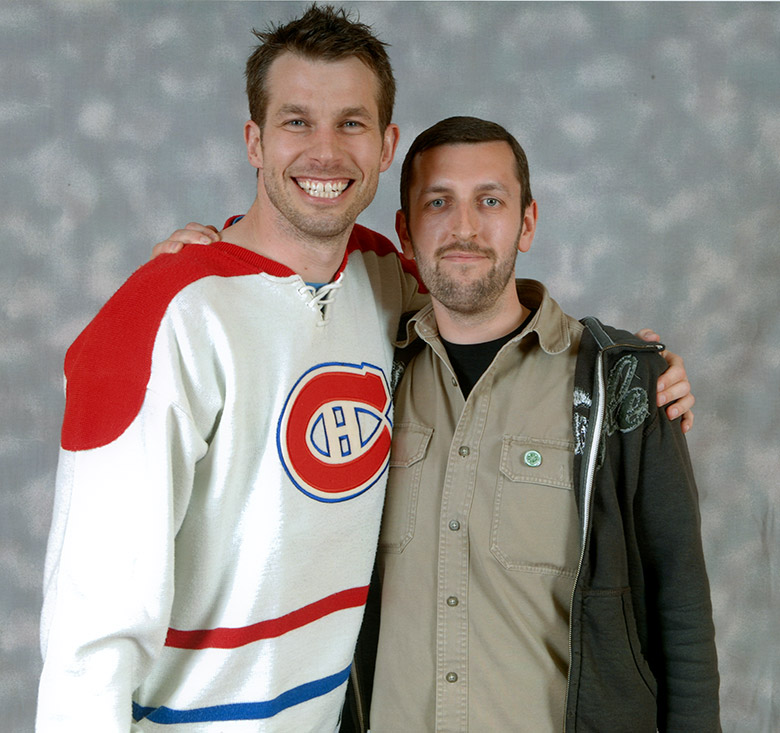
[
  {"xmin": 453, "ymin": 203, "xmax": 478, "ymax": 242},
  {"xmin": 308, "ymin": 126, "xmax": 342, "ymax": 167}
]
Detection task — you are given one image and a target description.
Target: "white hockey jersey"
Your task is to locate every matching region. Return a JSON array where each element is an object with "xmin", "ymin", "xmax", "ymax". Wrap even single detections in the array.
[{"xmin": 37, "ymin": 224, "xmax": 425, "ymax": 732}]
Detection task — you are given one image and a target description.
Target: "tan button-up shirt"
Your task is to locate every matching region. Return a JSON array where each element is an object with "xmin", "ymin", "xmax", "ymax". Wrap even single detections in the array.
[{"xmin": 371, "ymin": 280, "xmax": 584, "ymax": 732}]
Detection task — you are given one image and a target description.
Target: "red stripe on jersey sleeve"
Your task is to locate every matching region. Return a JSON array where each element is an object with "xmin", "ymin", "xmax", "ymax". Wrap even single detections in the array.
[{"xmin": 343, "ymin": 224, "xmax": 426, "ymax": 293}]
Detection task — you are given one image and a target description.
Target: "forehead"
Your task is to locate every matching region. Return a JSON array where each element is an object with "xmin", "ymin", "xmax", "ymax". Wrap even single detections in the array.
[
  {"xmin": 411, "ymin": 141, "xmax": 518, "ymax": 192},
  {"xmin": 265, "ymin": 52, "xmax": 381, "ymax": 118}
]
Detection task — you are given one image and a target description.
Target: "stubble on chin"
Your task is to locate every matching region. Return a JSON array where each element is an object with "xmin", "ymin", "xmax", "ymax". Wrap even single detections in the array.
[
  {"xmin": 415, "ymin": 246, "xmax": 516, "ymax": 316},
  {"xmin": 262, "ymin": 165, "xmax": 379, "ymax": 246}
]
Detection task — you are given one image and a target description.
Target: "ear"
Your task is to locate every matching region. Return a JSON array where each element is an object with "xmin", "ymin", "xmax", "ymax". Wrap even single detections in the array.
[
  {"xmin": 379, "ymin": 123, "xmax": 401, "ymax": 173},
  {"xmin": 244, "ymin": 120, "xmax": 263, "ymax": 169},
  {"xmin": 517, "ymin": 199, "xmax": 538, "ymax": 253},
  {"xmin": 395, "ymin": 209, "xmax": 414, "ymax": 259}
]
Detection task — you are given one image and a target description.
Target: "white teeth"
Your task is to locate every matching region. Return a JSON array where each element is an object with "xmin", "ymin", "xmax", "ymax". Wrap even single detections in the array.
[{"xmin": 297, "ymin": 179, "xmax": 349, "ymax": 198}]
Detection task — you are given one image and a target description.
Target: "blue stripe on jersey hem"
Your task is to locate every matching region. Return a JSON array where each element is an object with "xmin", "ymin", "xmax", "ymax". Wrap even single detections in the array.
[{"xmin": 132, "ymin": 664, "xmax": 351, "ymax": 724}]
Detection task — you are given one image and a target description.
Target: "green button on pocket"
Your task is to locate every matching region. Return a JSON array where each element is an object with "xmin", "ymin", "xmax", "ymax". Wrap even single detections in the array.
[{"xmin": 523, "ymin": 450, "xmax": 542, "ymax": 467}]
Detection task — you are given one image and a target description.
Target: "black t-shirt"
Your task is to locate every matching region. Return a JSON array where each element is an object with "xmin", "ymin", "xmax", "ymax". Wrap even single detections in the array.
[{"xmin": 440, "ymin": 311, "xmax": 535, "ymax": 399}]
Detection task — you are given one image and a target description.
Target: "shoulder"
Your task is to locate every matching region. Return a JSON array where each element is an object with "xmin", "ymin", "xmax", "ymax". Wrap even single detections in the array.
[
  {"xmin": 580, "ymin": 318, "xmax": 665, "ymax": 368},
  {"xmin": 346, "ymin": 224, "xmax": 398, "ymax": 257},
  {"xmin": 346, "ymin": 224, "xmax": 423, "ymax": 288},
  {"xmin": 576, "ymin": 317, "xmax": 666, "ymax": 404},
  {"xmin": 580, "ymin": 318, "xmax": 643, "ymax": 349},
  {"xmin": 575, "ymin": 318, "xmax": 667, "ymax": 442},
  {"xmin": 62, "ymin": 244, "xmax": 258, "ymax": 452},
  {"xmin": 66, "ymin": 244, "xmax": 261, "ymax": 381}
]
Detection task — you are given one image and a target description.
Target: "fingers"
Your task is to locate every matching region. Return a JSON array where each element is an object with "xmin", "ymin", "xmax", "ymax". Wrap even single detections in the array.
[
  {"xmin": 182, "ymin": 222, "xmax": 221, "ymax": 242},
  {"xmin": 635, "ymin": 328, "xmax": 661, "ymax": 343},
  {"xmin": 680, "ymin": 409, "xmax": 694, "ymax": 434},
  {"xmin": 169, "ymin": 223, "xmax": 220, "ymax": 245},
  {"xmin": 662, "ymin": 390, "xmax": 694, "ymax": 419},
  {"xmin": 655, "ymin": 348, "xmax": 696, "ymax": 432},
  {"xmin": 151, "ymin": 240, "xmax": 184, "ymax": 258},
  {"xmin": 655, "ymin": 351, "xmax": 685, "ymax": 400},
  {"xmin": 150, "ymin": 223, "xmax": 220, "ymax": 261}
]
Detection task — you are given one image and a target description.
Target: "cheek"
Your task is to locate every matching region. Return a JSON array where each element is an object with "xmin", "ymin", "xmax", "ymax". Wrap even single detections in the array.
[
  {"xmin": 411, "ymin": 221, "xmax": 440, "ymax": 249},
  {"xmin": 263, "ymin": 136, "xmax": 300, "ymax": 166}
]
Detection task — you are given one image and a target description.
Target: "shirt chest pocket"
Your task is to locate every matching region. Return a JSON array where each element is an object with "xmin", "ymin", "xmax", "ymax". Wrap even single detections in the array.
[
  {"xmin": 490, "ymin": 436, "xmax": 580, "ymax": 576},
  {"xmin": 378, "ymin": 423, "xmax": 433, "ymax": 554}
]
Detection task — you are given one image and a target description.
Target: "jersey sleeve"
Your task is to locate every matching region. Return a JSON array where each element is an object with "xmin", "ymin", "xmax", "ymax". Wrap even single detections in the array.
[
  {"xmin": 37, "ymin": 250, "xmax": 246, "ymax": 731},
  {"xmin": 38, "ymin": 388, "xmax": 206, "ymax": 731}
]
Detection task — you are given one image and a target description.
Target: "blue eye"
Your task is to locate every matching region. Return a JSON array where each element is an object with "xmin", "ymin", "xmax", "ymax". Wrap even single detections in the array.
[
  {"xmin": 483, "ymin": 197, "xmax": 500, "ymax": 207},
  {"xmin": 429, "ymin": 198, "xmax": 445, "ymax": 208}
]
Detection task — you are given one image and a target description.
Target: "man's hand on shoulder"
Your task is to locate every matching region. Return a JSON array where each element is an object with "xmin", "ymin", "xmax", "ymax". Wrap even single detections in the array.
[
  {"xmin": 151, "ymin": 223, "xmax": 220, "ymax": 259},
  {"xmin": 635, "ymin": 328, "xmax": 694, "ymax": 434}
]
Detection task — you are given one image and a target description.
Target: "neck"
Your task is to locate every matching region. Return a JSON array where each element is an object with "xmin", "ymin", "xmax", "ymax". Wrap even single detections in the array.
[
  {"xmin": 434, "ymin": 285, "xmax": 530, "ymax": 345},
  {"xmin": 221, "ymin": 199, "xmax": 352, "ymax": 283}
]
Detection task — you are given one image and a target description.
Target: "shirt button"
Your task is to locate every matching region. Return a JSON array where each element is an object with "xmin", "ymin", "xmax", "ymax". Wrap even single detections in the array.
[
  {"xmin": 446, "ymin": 596, "xmax": 459, "ymax": 607},
  {"xmin": 448, "ymin": 519, "xmax": 461, "ymax": 531},
  {"xmin": 446, "ymin": 672, "xmax": 458, "ymax": 683},
  {"xmin": 458, "ymin": 446, "xmax": 470, "ymax": 457},
  {"xmin": 524, "ymin": 449, "xmax": 542, "ymax": 467}
]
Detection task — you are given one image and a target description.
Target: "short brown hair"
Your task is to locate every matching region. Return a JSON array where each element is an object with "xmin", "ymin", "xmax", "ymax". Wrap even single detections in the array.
[
  {"xmin": 245, "ymin": 4, "xmax": 396, "ymax": 131},
  {"xmin": 400, "ymin": 116, "xmax": 533, "ymax": 220}
]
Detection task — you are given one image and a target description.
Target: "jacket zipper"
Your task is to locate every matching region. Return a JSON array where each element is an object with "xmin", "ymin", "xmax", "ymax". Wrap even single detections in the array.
[{"xmin": 562, "ymin": 349, "xmax": 606, "ymax": 731}]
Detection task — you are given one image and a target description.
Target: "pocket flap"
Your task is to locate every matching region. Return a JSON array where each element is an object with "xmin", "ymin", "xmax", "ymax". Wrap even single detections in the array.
[
  {"xmin": 389, "ymin": 423, "xmax": 433, "ymax": 468},
  {"xmin": 499, "ymin": 435, "xmax": 574, "ymax": 490}
]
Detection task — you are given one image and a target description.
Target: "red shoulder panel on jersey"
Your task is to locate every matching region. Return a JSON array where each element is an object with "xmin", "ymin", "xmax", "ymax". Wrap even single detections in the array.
[
  {"xmin": 61, "ymin": 242, "xmax": 286, "ymax": 452},
  {"xmin": 343, "ymin": 224, "xmax": 426, "ymax": 292}
]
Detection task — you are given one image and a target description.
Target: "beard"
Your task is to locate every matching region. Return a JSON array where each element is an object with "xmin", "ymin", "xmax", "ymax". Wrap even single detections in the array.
[
  {"xmin": 261, "ymin": 164, "xmax": 379, "ymax": 244},
  {"xmin": 412, "ymin": 236, "xmax": 520, "ymax": 316}
]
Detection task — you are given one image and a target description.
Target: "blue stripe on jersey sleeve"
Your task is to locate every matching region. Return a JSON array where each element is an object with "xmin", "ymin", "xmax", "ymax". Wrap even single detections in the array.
[{"xmin": 132, "ymin": 663, "xmax": 351, "ymax": 723}]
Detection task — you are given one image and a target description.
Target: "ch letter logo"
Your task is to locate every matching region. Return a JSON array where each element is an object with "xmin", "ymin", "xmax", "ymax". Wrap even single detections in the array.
[{"xmin": 277, "ymin": 362, "xmax": 393, "ymax": 502}]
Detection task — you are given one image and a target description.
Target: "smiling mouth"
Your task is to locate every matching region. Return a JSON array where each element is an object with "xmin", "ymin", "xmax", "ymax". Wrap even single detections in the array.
[
  {"xmin": 439, "ymin": 245, "xmax": 492, "ymax": 262},
  {"xmin": 295, "ymin": 178, "xmax": 351, "ymax": 199}
]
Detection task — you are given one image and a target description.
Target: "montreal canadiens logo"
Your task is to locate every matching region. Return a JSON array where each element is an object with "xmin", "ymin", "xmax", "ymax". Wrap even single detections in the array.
[{"xmin": 277, "ymin": 362, "xmax": 392, "ymax": 502}]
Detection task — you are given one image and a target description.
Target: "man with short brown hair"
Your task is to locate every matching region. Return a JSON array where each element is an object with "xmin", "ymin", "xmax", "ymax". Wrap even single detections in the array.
[{"xmin": 365, "ymin": 116, "xmax": 719, "ymax": 732}]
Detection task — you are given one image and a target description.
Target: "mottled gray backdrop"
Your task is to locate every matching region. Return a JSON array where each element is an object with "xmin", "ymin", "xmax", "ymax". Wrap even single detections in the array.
[{"xmin": 2, "ymin": 1, "xmax": 778, "ymax": 730}]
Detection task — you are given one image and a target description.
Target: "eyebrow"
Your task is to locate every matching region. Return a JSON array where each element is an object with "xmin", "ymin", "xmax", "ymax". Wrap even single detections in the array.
[
  {"xmin": 340, "ymin": 105, "xmax": 373, "ymax": 119},
  {"xmin": 275, "ymin": 104, "xmax": 309, "ymax": 118},
  {"xmin": 274, "ymin": 104, "xmax": 373, "ymax": 120},
  {"xmin": 419, "ymin": 181, "xmax": 511, "ymax": 196}
]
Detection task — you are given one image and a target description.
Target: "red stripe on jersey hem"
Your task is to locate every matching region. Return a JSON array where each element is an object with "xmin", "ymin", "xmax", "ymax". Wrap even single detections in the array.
[{"xmin": 164, "ymin": 585, "xmax": 369, "ymax": 649}]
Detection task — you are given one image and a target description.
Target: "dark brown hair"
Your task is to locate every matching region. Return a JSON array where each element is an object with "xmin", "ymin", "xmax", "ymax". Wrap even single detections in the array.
[
  {"xmin": 400, "ymin": 116, "xmax": 533, "ymax": 219},
  {"xmin": 245, "ymin": 4, "xmax": 396, "ymax": 130}
]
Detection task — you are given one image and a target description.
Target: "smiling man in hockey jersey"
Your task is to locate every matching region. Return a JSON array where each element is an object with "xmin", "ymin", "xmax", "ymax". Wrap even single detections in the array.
[{"xmin": 37, "ymin": 8, "xmax": 424, "ymax": 732}]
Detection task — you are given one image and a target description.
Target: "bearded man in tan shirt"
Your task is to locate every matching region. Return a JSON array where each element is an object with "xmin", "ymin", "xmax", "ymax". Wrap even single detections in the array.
[{"xmin": 364, "ymin": 116, "xmax": 719, "ymax": 732}]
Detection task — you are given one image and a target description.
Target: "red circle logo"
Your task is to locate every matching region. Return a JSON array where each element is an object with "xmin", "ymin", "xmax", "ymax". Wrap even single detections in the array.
[{"xmin": 277, "ymin": 362, "xmax": 392, "ymax": 502}]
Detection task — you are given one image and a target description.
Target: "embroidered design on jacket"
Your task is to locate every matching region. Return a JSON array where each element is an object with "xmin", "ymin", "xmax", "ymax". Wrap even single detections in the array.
[
  {"xmin": 573, "ymin": 388, "xmax": 591, "ymax": 456},
  {"xmin": 573, "ymin": 356, "xmax": 649, "ymax": 463},
  {"xmin": 605, "ymin": 355, "xmax": 649, "ymax": 435}
]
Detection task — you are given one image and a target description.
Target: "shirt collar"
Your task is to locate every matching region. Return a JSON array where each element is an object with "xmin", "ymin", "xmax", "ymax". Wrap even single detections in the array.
[{"xmin": 395, "ymin": 279, "xmax": 573, "ymax": 355}]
